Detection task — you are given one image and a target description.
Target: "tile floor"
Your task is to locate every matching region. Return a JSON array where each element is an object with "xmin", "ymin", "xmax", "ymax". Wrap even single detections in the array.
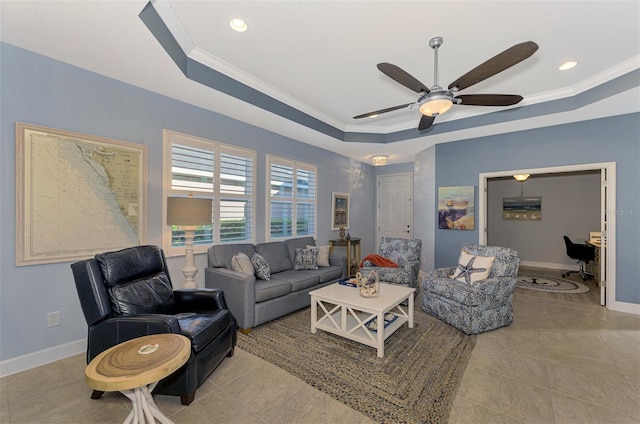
[{"xmin": 1, "ymin": 273, "xmax": 639, "ymax": 423}]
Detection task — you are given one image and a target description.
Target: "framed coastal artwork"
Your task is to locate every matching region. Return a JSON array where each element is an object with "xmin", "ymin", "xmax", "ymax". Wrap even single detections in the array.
[
  {"xmin": 331, "ymin": 192, "xmax": 350, "ymax": 230},
  {"xmin": 503, "ymin": 196, "xmax": 542, "ymax": 220},
  {"xmin": 15, "ymin": 123, "xmax": 148, "ymax": 265},
  {"xmin": 437, "ymin": 186, "xmax": 475, "ymax": 230}
]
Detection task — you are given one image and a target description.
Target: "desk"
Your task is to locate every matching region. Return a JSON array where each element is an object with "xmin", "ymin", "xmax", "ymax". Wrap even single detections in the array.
[
  {"xmin": 586, "ymin": 241, "xmax": 601, "ymax": 286},
  {"xmin": 329, "ymin": 238, "xmax": 361, "ymax": 275},
  {"xmin": 86, "ymin": 334, "xmax": 191, "ymax": 424}
]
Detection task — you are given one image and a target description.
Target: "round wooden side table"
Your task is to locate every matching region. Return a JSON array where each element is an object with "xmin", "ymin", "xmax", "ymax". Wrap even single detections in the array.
[{"xmin": 85, "ymin": 334, "xmax": 191, "ymax": 424}]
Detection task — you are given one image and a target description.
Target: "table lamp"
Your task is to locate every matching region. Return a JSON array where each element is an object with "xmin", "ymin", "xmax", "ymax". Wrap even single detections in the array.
[{"xmin": 167, "ymin": 196, "xmax": 212, "ymax": 288}]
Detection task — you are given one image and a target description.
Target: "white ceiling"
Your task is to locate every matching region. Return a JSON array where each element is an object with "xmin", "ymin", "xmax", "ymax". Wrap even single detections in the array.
[{"xmin": 1, "ymin": 1, "xmax": 639, "ymax": 165}]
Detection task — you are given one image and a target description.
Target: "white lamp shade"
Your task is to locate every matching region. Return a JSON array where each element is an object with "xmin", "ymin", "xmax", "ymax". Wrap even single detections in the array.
[{"xmin": 167, "ymin": 197, "xmax": 212, "ymax": 226}]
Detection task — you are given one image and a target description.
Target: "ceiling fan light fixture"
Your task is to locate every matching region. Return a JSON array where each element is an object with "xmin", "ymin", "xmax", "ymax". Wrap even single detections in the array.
[
  {"xmin": 229, "ymin": 18, "xmax": 248, "ymax": 33},
  {"xmin": 513, "ymin": 174, "xmax": 530, "ymax": 182},
  {"xmin": 418, "ymin": 96, "xmax": 453, "ymax": 117},
  {"xmin": 372, "ymin": 155, "xmax": 388, "ymax": 166}
]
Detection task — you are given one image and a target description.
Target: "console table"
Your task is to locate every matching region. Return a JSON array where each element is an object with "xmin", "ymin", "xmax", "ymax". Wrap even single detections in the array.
[
  {"xmin": 329, "ymin": 237, "xmax": 361, "ymax": 275},
  {"xmin": 85, "ymin": 334, "xmax": 191, "ymax": 424}
]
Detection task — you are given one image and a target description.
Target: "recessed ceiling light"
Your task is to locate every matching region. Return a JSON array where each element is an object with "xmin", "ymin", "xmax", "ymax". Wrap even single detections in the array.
[
  {"xmin": 229, "ymin": 18, "xmax": 248, "ymax": 33},
  {"xmin": 559, "ymin": 61, "xmax": 577, "ymax": 71}
]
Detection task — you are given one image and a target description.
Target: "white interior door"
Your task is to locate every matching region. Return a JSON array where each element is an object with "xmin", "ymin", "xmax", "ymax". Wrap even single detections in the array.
[{"xmin": 377, "ymin": 173, "xmax": 413, "ymax": 245}]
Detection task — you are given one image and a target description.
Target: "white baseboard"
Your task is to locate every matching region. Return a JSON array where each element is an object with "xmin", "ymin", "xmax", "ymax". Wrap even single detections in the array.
[
  {"xmin": 519, "ymin": 260, "xmax": 578, "ymax": 271},
  {"xmin": 609, "ymin": 300, "xmax": 640, "ymax": 315},
  {"xmin": 0, "ymin": 338, "xmax": 86, "ymax": 378}
]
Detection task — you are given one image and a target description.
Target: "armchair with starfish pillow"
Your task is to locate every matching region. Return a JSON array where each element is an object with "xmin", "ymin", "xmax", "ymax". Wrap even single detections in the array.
[{"xmin": 421, "ymin": 243, "xmax": 520, "ymax": 334}]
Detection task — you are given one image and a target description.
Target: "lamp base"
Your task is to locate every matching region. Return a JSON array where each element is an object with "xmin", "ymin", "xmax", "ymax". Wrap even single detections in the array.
[{"xmin": 181, "ymin": 227, "xmax": 198, "ymax": 289}]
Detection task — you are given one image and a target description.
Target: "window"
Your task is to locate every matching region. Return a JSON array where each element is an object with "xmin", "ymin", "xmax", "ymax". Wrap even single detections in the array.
[
  {"xmin": 267, "ymin": 155, "xmax": 317, "ymax": 240},
  {"xmin": 163, "ymin": 130, "xmax": 255, "ymax": 256}
]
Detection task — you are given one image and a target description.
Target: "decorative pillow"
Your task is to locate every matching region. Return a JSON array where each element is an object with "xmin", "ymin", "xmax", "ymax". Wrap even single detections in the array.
[
  {"xmin": 294, "ymin": 248, "xmax": 318, "ymax": 270},
  {"xmin": 449, "ymin": 250, "xmax": 495, "ymax": 284},
  {"xmin": 251, "ymin": 253, "xmax": 271, "ymax": 281},
  {"xmin": 307, "ymin": 244, "xmax": 330, "ymax": 267},
  {"xmin": 231, "ymin": 252, "xmax": 254, "ymax": 275}
]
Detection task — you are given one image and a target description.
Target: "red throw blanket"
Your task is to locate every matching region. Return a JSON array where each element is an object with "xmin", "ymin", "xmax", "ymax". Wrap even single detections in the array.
[{"xmin": 360, "ymin": 254, "xmax": 398, "ymax": 268}]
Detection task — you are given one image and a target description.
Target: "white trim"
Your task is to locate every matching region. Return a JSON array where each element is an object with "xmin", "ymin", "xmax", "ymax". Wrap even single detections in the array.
[
  {"xmin": 478, "ymin": 162, "xmax": 618, "ymax": 311},
  {"xmin": 608, "ymin": 300, "xmax": 640, "ymax": 315},
  {"xmin": 0, "ymin": 339, "xmax": 85, "ymax": 378}
]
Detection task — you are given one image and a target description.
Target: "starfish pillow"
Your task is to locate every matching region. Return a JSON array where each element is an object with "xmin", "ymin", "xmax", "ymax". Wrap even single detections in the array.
[{"xmin": 450, "ymin": 250, "xmax": 495, "ymax": 284}]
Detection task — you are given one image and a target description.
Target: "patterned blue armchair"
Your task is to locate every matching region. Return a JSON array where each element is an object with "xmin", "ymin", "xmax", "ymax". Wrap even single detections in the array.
[
  {"xmin": 359, "ymin": 237, "xmax": 422, "ymax": 290},
  {"xmin": 422, "ymin": 243, "xmax": 519, "ymax": 335}
]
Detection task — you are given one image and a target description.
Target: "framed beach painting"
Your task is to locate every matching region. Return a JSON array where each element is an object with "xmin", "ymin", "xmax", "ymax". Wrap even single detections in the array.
[
  {"xmin": 331, "ymin": 192, "xmax": 350, "ymax": 230},
  {"xmin": 503, "ymin": 196, "xmax": 542, "ymax": 220},
  {"xmin": 438, "ymin": 186, "xmax": 475, "ymax": 230}
]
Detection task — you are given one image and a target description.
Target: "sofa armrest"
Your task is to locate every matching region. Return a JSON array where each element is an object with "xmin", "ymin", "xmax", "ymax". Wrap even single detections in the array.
[
  {"xmin": 87, "ymin": 314, "xmax": 182, "ymax": 362},
  {"xmin": 329, "ymin": 254, "xmax": 348, "ymax": 278},
  {"xmin": 172, "ymin": 288, "xmax": 229, "ymax": 313},
  {"xmin": 204, "ymin": 267, "xmax": 256, "ymax": 330}
]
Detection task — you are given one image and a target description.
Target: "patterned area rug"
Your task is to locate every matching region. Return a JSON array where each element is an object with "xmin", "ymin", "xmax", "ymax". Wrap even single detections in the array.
[
  {"xmin": 236, "ymin": 306, "xmax": 476, "ymax": 424},
  {"xmin": 517, "ymin": 273, "xmax": 590, "ymax": 293}
]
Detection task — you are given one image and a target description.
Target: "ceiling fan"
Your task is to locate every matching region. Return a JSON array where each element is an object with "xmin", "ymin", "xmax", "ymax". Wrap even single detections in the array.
[{"xmin": 354, "ymin": 37, "xmax": 539, "ymax": 131}]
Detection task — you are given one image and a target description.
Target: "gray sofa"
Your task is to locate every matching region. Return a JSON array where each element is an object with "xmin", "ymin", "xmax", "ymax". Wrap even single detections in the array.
[{"xmin": 205, "ymin": 236, "xmax": 347, "ymax": 332}]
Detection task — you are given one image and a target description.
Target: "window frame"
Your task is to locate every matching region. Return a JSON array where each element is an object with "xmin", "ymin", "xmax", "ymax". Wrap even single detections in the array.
[
  {"xmin": 163, "ymin": 130, "xmax": 256, "ymax": 257},
  {"xmin": 266, "ymin": 154, "xmax": 317, "ymax": 241}
]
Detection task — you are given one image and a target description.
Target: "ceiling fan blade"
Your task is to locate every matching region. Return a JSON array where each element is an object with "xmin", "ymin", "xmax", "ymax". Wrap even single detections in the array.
[
  {"xmin": 418, "ymin": 115, "xmax": 436, "ymax": 131},
  {"xmin": 377, "ymin": 63, "xmax": 430, "ymax": 93},
  {"xmin": 455, "ymin": 94, "xmax": 524, "ymax": 106},
  {"xmin": 448, "ymin": 41, "xmax": 538, "ymax": 91},
  {"xmin": 353, "ymin": 103, "xmax": 413, "ymax": 119}
]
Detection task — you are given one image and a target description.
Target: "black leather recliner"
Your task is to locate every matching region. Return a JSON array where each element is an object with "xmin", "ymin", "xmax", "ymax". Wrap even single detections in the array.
[{"xmin": 71, "ymin": 245, "xmax": 237, "ymax": 405}]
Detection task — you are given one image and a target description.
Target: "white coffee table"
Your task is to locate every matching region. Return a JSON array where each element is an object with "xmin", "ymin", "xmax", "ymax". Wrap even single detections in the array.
[{"xmin": 309, "ymin": 282, "xmax": 414, "ymax": 357}]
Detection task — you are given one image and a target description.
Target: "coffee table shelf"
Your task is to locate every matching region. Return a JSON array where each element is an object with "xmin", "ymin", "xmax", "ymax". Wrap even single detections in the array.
[{"xmin": 310, "ymin": 282, "xmax": 414, "ymax": 357}]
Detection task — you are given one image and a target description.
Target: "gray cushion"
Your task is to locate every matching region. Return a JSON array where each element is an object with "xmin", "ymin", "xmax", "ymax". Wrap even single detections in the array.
[
  {"xmin": 255, "ymin": 280, "xmax": 292, "ymax": 302},
  {"xmin": 208, "ymin": 244, "xmax": 255, "ymax": 268},
  {"xmin": 271, "ymin": 270, "xmax": 320, "ymax": 292},
  {"xmin": 285, "ymin": 236, "xmax": 316, "ymax": 265},
  {"xmin": 255, "ymin": 242, "xmax": 292, "ymax": 273}
]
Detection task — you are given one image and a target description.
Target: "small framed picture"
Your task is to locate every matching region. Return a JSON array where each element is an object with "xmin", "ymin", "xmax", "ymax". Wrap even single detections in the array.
[{"xmin": 331, "ymin": 192, "xmax": 350, "ymax": 230}]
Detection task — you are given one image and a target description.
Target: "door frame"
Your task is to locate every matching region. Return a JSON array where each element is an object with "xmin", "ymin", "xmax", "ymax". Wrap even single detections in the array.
[{"xmin": 478, "ymin": 162, "xmax": 616, "ymax": 309}]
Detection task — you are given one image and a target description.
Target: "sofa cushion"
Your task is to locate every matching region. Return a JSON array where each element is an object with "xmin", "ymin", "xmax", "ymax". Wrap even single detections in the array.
[
  {"xmin": 255, "ymin": 242, "xmax": 292, "ymax": 273},
  {"xmin": 294, "ymin": 248, "xmax": 318, "ymax": 270},
  {"xmin": 176, "ymin": 309, "xmax": 232, "ymax": 352},
  {"xmin": 208, "ymin": 243, "xmax": 255, "ymax": 269},
  {"xmin": 271, "ymin": 270, "xmax": 320, "ymax": 292},
  {"xmin": 255, "ymin": 280, "xmax": 292, "ymax": 302},
  {"xmin": 231, "ymin": 252, "xmax": 254, "ymax": 275},
  {"xmin": 251, "ymin": 253, "xmax": 271, "ymax": 281},
  {"xmin": 312, "ymin": 265, "xmax": 343, "ymax": 283},
  {"xmin": 284, "ymin": 236, "xmax": 317, "ymax": 265},
  {"xmin": 307, "ymin": 244, "xmax": 330, "ymax": 267}
]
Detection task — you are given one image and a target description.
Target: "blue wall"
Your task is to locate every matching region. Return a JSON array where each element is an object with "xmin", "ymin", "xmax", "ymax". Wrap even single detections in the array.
[
  {"xmin": 0, "ymin": 43, "xmax": 377, "ymax": 361},
  {"xmin": 432, "ymin": 117, "xmax": 640, "ymax": 303}
]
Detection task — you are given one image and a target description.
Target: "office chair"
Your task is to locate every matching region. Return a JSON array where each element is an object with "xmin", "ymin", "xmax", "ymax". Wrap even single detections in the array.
[{"xmin": 561, "ymin": 235, "xmax": 595, "ymax": 281}]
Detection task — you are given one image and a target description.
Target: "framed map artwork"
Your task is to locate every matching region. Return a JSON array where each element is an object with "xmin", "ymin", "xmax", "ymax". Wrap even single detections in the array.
[{"xmin": 15, "ymin": 123, "xmax": 148, "ymax": 265}]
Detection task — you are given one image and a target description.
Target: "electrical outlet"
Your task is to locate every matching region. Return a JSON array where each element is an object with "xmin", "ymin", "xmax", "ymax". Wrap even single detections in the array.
[{"xmin": 47, "ymin": 311, "xmax": 60, "ymax": 327}]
